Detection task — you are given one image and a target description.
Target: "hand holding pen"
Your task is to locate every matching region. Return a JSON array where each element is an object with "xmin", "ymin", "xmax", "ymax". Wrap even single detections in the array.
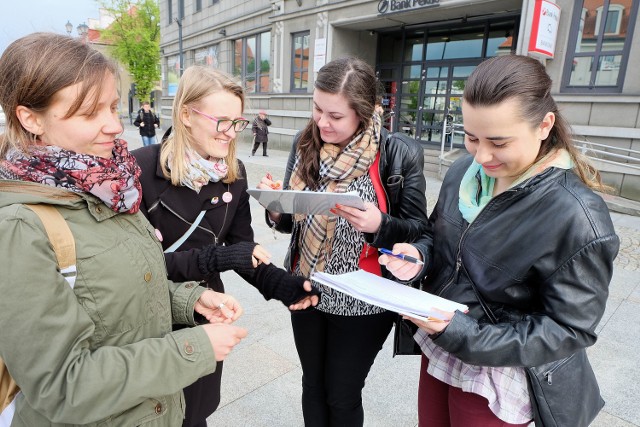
[
  {"xmin": 378, "ymin": 243, "xmax": 424, "ymax": 282},
  {"xmin": 379, "ymin": 248, "xmax": 424, "ymax": 265}
]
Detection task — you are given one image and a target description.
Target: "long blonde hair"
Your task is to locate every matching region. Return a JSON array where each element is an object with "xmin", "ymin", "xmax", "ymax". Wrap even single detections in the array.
[
  {"xmin": 0, "ymin": 33, "xmax": 117, "ymax": 157},
  {"xmin": 160, "ymin": 66, "xmax": 245, "ymax": 184}
]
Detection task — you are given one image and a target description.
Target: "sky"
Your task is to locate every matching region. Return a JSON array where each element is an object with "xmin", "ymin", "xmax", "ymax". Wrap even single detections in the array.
[{"xmin": 0, "ymin": 0, "xmax": 103, "ymax": 55}]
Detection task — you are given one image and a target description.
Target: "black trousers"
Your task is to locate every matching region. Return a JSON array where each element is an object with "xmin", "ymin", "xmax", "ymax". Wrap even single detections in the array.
[
  {"xmin": 291, "ymin": 308, "xmax": 395, "ymax": 427},
  {"xmin": 181, "ymin": 361, "xmax": 223, "ymax": 427},
  {"xmin": 252, "ymin": 139, "xmax": 268, "ymax": 155}
]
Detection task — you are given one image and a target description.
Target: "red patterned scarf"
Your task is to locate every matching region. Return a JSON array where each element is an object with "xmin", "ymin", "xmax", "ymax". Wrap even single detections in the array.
[{"xmin": 0, "ymin": 139, "xmax": 142, "ymax": 213}]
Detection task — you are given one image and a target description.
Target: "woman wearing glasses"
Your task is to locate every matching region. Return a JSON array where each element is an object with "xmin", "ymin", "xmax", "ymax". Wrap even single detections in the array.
[{"xmin": 132, "ymin": 65, "xmax": 320, "ymax": 427}]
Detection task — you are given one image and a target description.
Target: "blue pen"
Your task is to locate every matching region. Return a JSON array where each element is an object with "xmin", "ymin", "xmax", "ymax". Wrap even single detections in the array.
[{"xmin": 378, "ymin": 248, "xmax": 424, "ymax": 265}]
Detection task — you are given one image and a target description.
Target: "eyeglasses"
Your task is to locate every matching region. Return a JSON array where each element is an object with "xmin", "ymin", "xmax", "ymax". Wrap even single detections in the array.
[{"xmin": 191, "ymin": 108, "xmax": 250, "ymax": 132}]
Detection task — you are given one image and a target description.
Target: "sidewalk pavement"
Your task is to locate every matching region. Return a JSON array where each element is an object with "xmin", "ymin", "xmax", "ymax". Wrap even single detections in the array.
[{"xmin": 121, "ymin": 124, "xmax": 640, "ymax": 426}]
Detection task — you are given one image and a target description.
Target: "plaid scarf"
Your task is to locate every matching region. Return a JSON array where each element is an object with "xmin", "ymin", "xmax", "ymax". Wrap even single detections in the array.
[
  {"xmin": 290, "ymin": 114, "xmax": 381, "ymax": 276},
  {"xmin": 0, "ymin": 139, "xmax": 142, "ymax": 213}
]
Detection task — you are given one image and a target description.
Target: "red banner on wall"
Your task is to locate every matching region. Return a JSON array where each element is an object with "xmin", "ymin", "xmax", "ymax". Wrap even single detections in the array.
[{"xmin": 528, "ymin": 0, "xmax": 561, "ymax": 58}]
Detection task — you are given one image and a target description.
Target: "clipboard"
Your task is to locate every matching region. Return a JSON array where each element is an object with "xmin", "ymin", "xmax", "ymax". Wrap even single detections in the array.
[
  {"xmin": 311, "ymin": 270, "xmax": 468, "ymax": 321},
  {"xmin": 247, "ymin": 188, "xmax": 365, "ymax": 215}
]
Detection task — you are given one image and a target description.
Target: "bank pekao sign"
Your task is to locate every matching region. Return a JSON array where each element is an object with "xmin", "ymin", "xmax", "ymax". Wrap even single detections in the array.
[{"xmin": 378, "ymin": 0, "xmax": 439, "ymax": 15}]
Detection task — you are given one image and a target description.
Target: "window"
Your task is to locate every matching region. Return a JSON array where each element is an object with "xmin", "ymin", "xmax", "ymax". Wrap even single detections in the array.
[
  {"xmin": 194, "ymin": 45, "xmax": 219, "ymax": 68},
  {"xmin": 291, "ymin": 32, "xmax": 310, "ymax": 91},
  {"xmin": 233, "ymin": 32, "xmax": 272, "ymax": 93},
  {"xmin": 562, "ymin": 0, "xmax": 638, "ymax": 92},
  {"xmin": 195, "ymin": 0, "xmax": 202, "ymax": 13},
  {"xmin": 167, "ymin": 55, "xmax": 180, "ymax": 96},
  {"xmin": 595, "ymin": 3, "xmax": 625, "ymax": 35},
  {"xmin": 167, "ymin": 0, "xmax": 172, "ymax": 24}
]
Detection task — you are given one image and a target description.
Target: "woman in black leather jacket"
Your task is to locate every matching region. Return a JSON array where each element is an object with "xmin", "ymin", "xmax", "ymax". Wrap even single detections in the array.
[
  {"xmin": 258, "ymin": 57, "xmax": 428, "ymax": 426},
  {"xmin": 381, "ymin": 55, "xmax": 619, "ymax": 427}
]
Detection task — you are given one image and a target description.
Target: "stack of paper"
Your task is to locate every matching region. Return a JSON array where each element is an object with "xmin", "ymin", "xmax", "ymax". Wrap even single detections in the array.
[{"xmin": 311, "ymin": 270, "xmax": 468, "ymax": 321}]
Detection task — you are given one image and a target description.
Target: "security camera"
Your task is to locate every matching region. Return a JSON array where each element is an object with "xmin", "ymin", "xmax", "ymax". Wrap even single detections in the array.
[{"xmin": 369, "ymin": 30, "xmax": 375, "ymax": 36}]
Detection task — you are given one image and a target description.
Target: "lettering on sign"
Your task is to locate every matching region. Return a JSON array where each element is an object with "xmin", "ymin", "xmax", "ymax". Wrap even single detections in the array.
[{"xmin": 378, "ymin": 0, "xmax": 440, "ymax": 14}]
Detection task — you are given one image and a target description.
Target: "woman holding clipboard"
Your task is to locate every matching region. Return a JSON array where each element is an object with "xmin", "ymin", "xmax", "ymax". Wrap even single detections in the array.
[
  {"xmin": 381, "ymin": 55, "xmax": 619, "ymax": 427},
  {"xmin": 258, "ymin": 57, "xmax": 429, "ymax": 426}
]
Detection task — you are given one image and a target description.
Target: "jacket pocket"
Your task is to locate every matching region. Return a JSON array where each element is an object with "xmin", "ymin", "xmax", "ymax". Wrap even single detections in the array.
[
  {"xmin": 525, "ymin": 349, "xmax": 604, "ymax": 427},
  {"xmin": 385, "ymin": 174, "xmax": 404, "ymax": 204}
]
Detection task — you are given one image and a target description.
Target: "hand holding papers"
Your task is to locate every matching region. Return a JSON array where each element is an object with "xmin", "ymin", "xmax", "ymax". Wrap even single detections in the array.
[
  {"xmin": 247, "ymin": 188, "xmax": 365, "ymax": 216},
  {"xmin": 311, "ymin": 270, "xmax": 468, "ymax": 321}
]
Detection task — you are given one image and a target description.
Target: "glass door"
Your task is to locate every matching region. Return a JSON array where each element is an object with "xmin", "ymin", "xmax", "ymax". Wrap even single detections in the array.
[
  {"xmin": 419, "ymin": 62, "xmax": 477, "ymax": 145},
  {"xmin": 377, "ymin": 66, "xmax": 401, "ymax": 132}
]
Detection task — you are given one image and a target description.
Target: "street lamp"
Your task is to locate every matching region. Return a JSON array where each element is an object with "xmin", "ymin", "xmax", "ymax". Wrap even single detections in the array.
[
  {"xmin": 77, "ymin": 22, "xmax": 89, "ymax": 41},
  {"xmin": 65, "ymin": 21, "xmax": 89, "ymax": 42}
]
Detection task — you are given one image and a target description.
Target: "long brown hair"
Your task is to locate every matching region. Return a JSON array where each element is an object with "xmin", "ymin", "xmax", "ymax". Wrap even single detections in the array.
[
  {"xmin": 0, "ymin": 32, "xmax": 117, "ymax": 157},
  {"xmin": 296, "ymin": 57, "xmax": 377, "ymax": 189},
  {"xmin": 463, "ymin": 54, "xmax": 606, "ymax": 191},
  {"xmin": 160, "ymin": 66, "xmax": 244, "ymax": 184}
]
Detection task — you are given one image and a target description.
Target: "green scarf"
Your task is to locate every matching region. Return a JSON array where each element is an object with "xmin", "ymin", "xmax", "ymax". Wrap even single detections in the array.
[{"xmin": 458, "ymin": 149, "xmax": 574, "ymax": 223}]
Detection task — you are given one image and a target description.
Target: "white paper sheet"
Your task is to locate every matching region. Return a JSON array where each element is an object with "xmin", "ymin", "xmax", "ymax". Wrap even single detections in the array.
[
  {"xmin": 311, "ymin": 270, "xmax": 468, "ymax": 321},
  {"xmin": 247, "ymin": 189, "xmax": 365, "ymax": 215}
]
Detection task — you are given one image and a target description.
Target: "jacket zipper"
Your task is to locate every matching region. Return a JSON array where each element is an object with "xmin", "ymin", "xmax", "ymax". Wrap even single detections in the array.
[
  {"xmin": 157, "ymin": 200, "xmax": 216, "ymax": 239},
  {"xmin": 433, "ymin": 186, "xmax": 519, "ymax": 297},
  {"xmin": 543, "ymin": 352, "xmax": 576, "ymax": 385},
  {"xmin": 376, "ymin": 133, "xmax": 393, "ymax": 216}
]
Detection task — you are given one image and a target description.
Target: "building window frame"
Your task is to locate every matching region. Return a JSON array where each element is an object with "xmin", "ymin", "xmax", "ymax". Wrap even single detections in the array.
[
  {"xmin": 194, "ymin": 44, "xmax": 219, "ymax": 68},
  {"xmin": 167, "ymin": 0, "xmax": 173, "ymax": 24},
  {"xmin": 291, "ymin": 31, "xmax": 310, "ymax": 92},
  {"xmin": 195, "ymin": 0, "xmax": 202, "ymax": 13},
  {"xmin": 561, "ymin": 0, "xmax": 639, "ymax": 93},
  {"xmin": 233, "ymin": 31, "xmax": 272, "ymax": 93}
]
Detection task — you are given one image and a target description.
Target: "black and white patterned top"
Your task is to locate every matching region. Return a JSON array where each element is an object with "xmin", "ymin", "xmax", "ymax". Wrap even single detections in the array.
[{"xmin": 294, "ymin": 173, "xmax": 386, "ymax": 316}]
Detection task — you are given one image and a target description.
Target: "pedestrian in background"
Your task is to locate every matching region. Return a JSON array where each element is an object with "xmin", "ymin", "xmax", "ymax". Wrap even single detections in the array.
[
  {"xmin": 381, "ymin": 54, "xmax": 620, "ymax": 427},
  {"xmin": 134, "ymin": 101, "xmax": 160, "ymax": 146},
  {"xmin": 258, "ymin": 57, "xmax": 428, "ymax": 426},
  {"xmin": 133, "ymin": 65, "xmax": 320, "ymax": 427},
  {"xmin": 0, "ymin": 32, "xmax": 247, "ymax": 426},
  {"xmin": 251, "ymin": 109, "xmax": 271, "ymax": 156}
]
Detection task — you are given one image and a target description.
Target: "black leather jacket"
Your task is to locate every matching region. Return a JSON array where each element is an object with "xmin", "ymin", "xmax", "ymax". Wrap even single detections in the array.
[
  {"xmin": 413, "ymin": 155, "xmax": 620, "ymax": 367},
  {"xmin": 270, "ymin": 129, "xmax": 428, "ymax": 280}
]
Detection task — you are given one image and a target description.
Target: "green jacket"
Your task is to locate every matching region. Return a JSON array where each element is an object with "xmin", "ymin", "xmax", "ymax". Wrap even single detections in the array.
[{"xmin": 0, "ymin": 180, "xmax": 216, "ymax": 426}]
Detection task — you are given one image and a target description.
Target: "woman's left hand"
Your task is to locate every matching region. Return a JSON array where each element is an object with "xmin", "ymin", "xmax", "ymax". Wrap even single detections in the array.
[
  {"xmin": 288, "ymin": 280, "xmax": 320, "ymax": 311},
  {"xmin": 331, "ymin": 202, "xmax": 382, "ymax": 233},
  {"xmin": 195, "ymin": 289, "xmax": 243, "ymax": 324},
  {"xmin": 252, "ymin": 244, "xmax": 272, "ymax": 267},
  {"xmin": 404, "ymin": 308, "xmax": 455, "ymax": 335}
]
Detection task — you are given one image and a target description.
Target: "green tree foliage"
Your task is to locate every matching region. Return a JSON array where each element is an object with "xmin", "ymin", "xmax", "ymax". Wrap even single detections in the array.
[{"xmin": 100, "ymin": 0, "xmax": 160, "ymax": 102}]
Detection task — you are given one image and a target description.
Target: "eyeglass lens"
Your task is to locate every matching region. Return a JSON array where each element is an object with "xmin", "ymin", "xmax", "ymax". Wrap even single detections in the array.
[{"xmin": 216, "ymin": 119, "xmax": 249, "ymax": 132}]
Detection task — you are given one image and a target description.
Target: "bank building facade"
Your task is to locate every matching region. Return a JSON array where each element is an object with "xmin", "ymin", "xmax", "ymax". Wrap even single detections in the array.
[{"xmin": 159, "ymin": 0, "xmax": 640, "ymax": 200}]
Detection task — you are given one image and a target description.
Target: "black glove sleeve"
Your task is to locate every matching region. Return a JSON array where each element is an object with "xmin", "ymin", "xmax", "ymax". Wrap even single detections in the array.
[
  {"xmin": 251, "ymin": 264, "xmax": 321, "ymax": 307},
  {"xmin": 197, "ymin": 241, "xmax": 257, "ymax": 276}
]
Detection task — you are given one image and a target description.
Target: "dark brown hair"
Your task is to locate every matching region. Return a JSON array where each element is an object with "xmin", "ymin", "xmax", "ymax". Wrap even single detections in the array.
[
  {"xmin": 0, "ymin": 32, "xmax": 117, "ymax": 156},
  {"xmin": 296, "ymin": 57, "xmax": 377, "ymax": 189},
  {"xmin": 463, "ymin": 54, "xmax": 606, "ymax": 191}
]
